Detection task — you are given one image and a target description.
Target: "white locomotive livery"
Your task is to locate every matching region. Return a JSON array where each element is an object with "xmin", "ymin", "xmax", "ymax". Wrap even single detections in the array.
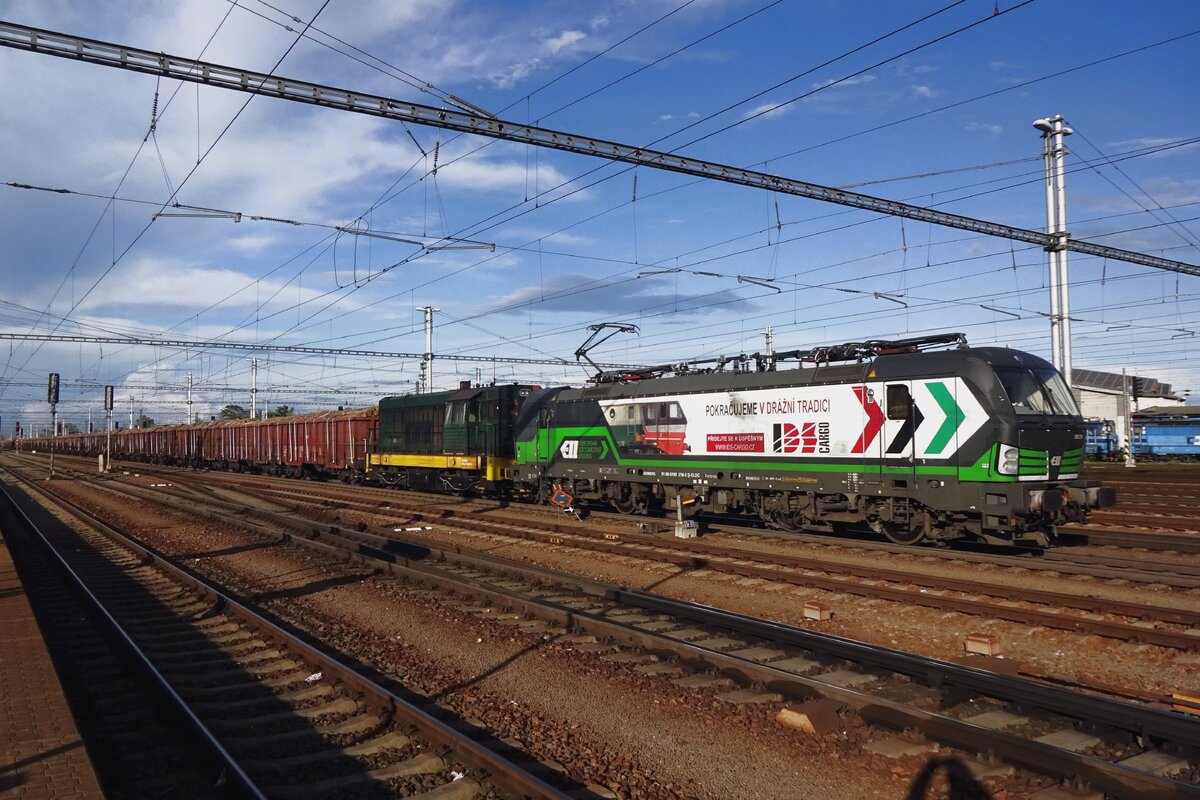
[{"xmin": 596, "ymin": 377, "xmax": 992, "ymax": 465}]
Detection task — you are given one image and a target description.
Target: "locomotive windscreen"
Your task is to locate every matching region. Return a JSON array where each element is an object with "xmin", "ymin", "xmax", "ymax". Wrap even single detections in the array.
[{"xmin": 994, "ymin": 366, "xmax": 1079, "ymax": 416}]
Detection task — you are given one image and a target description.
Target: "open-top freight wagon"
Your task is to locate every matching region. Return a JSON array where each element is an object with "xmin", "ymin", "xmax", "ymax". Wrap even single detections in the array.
[{"xmin": 26, "ymin": 408, "xmax": 376, "ymax": 481}]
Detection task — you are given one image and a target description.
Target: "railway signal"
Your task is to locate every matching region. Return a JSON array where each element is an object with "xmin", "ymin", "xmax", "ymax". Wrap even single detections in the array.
[{"xmin": 48, "ymin": 372, "xmax": 59, "ymax": 478}]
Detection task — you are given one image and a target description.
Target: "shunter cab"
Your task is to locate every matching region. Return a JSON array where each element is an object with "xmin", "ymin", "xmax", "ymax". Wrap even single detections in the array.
[{"xmin": 369, "ymin": 382, "xmax": 536, "ymax": 492}]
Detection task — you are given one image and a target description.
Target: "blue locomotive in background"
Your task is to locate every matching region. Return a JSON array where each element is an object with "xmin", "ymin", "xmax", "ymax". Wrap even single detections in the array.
[{"xmin": 1085, "ymin": 415, "xmax": 1200, "ymax": 459}]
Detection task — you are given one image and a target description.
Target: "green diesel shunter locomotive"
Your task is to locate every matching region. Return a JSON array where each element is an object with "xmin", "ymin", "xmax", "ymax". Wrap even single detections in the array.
[
  {"xmin": 369, "ymin": 381, "xmax": 537, "ymax": 492},
  {"xmin": 511, "ymin": 334, "xmax": 1115, "ymax": 547}
]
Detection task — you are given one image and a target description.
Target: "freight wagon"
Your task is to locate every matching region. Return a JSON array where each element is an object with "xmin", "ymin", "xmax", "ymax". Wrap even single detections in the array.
[{"xmin": 22, "ymin": 408, "xmax": 376, "ymax": 481}]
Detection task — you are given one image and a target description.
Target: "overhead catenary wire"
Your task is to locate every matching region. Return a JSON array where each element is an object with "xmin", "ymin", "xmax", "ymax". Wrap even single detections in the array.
[
  {"xmin": 1, "ymin": 2, "xmax": 334, "ymax": 400},
  {"xmin": 4, "ymin": 4, "xmax": 1195, "ymax": 407}
]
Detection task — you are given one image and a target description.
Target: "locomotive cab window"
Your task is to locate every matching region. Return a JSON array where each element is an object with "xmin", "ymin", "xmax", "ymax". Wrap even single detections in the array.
[
  {"xmin": 886, "ymin": 384, "xmax": 912, "ymax": 421},
  {"xmin": 995, "ymin": 367, "xmax": 1079, "ymax": 416},
  {"xmin": 446, "ymin": 400, "xmax": 472, "ymax": 424}
]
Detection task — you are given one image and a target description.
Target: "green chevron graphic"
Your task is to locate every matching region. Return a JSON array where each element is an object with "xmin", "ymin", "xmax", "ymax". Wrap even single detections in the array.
[{"xmin": 926, "ymin": 381, "xmax": 964, "ymax": 454}]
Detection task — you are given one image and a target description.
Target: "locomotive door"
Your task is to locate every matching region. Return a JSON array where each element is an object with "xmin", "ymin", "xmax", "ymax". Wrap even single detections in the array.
[
  {"xmin": 534, "ymin": 406, "xmax": 554, "ymax": 465},
  {"xmin": 873, "ymin": 381, "xmax": 924, "ymax": 544},
  {"xmin": 882, "ymin": 382, "xmax": 918, "ymax": 480}
]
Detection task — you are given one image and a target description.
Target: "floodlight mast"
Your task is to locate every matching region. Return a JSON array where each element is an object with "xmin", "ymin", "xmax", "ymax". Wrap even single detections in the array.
[
  {"xmin": 0, "ymin": 21, "xmax": 1196, "ymax": 277},
  {"xmin": 419, "ymin": 306, "xmax": 440, "ymax": 393},
  {"xmin": 1035, "ymin": 115, "xmax": 1074, "ymax": 387}
]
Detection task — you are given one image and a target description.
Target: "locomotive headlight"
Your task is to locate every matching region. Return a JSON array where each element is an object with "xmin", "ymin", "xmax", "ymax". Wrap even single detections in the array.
[{"xmin": 997, "ymin": 445, "xmax": 1020, "ymax": 475}]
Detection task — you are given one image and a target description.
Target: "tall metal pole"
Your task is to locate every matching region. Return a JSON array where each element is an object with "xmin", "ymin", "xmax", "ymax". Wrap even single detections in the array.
[
  {"xmin": 1034, "ymin": 115, "xmax": 1074, "ymax": 386},
  {"xmin": 48, "ymin": 401, "xmax": 56, "ymax": 478},
  {"xmin": 104, "ymin": 384, "xmax": 114, "ymax": 472},
  {"xmin": 419, "ymin": 306, "xmax": 439, "ymax": 393},
  {"xmin": 187, "ymin": 371, "xmax": 193, "ymax": 424},
  {"xmin": 1039, "ymin": 127, "xmax": 1061, "ymax": 375},
  {"xmin": 1052, "ymin": 118, "xmax": 1073, "ymax": 386},
  {"xmin": 251, "ymin": 358, "xmax": 258, "ymax": 419},
  {"xmin": 48, "ymin": 371, "xmax": 59, "ymax": 479},
  {"xmin": 1122, "ymin": 368, "xmax": 1136, "ymax": 468}
]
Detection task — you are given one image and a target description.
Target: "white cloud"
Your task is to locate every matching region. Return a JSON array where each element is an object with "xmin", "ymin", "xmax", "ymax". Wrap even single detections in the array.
[
  {"xmin": 743, "ymin": 101, "xmax": 794, "ymax": 121},
  {"xmin": 1109, "ymin": 137, "xmax": 1200, "ymax": 159},
  {"xmin": 811, "ymin": 74, "xmax": 876, "ymax": 91},
  {"xmin": 965, "ymin": 121, "xmax": 1004, "ymax": 135},
  {"xmin": 489, "ymin": 58, "xmax": 544, "ymax": 89},
  {"xmin": 225, "ymin": 233, "xmax": 280, "ymax": 255},
  {"xmin": 76, "ymin": 257, "xmax": 329, "ymax": 311},
  {"xmin": 544, "ymin": 30, "xmax": 586, "ymax": 54},
  {"xmin": 434, "ymin": 151, "xmax": 576, "ymax": 196},
  {"xmin": 909, "ymin": 85, "xmax": 938, "ymax": 99}
]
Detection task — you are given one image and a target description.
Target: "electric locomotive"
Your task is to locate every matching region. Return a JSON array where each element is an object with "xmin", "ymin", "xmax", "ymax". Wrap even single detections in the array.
[{"xmin": 511, "ymin": 333, "xmax": 1115, "ymax": 547}]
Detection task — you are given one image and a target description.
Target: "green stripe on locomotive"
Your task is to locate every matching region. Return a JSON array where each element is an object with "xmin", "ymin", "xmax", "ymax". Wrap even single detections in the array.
[{"xmin": 516, "ymin": 423, "xmax": 1034, "ymax": 480}]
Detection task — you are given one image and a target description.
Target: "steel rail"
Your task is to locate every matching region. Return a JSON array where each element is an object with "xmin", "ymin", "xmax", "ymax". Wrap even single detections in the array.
[
  {"xmin": 1, "ymin": 20, "xmax": 1197, "ymax": 277},
  {"xmin": 1058, "ymin": 527, "xmax": 1200, "ymax": 553},
  {"xmin": 170, "ymin": 484, "xmax": 1200, "ymax": 749},
  {"xmin": 229, "ymin": 478, "xmax": 1200, "ymax": 588},
  {"xmin": 1, "ymin": 468, "xmax": 573, "ymax": 800},
  {"xmin": 230, "ymin": 481, "xmax": 1200, "ymax": 638},
  {"xmin": 0, "ymin": 479, "xmax": 270, "ymax": 800}
]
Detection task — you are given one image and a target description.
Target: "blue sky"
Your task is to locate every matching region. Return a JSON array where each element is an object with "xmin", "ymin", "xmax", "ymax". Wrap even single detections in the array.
[{"xmin": 1, "ymin": 0, "xmax": 1198, "ymax": 431}]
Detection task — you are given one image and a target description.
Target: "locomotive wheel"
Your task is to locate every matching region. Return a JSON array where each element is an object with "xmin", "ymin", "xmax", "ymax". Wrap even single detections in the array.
[
  {"xmin": 611, "ymin": 484, "xmax": 646, "ymax": 515},
  {"xmin": 772, "ymin": 512, "xmax": 806, "ymax": 533},
  {"xmin": 876, "ymin": 520, "xmax": 926, "ymax": 546},
  {"xmin": 611, "ymin": 495, "xmax": 639, "ymax": 514}
]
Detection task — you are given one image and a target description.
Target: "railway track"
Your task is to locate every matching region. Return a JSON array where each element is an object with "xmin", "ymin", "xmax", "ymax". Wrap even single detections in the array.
[
  {"xmin": 36, "ymin": 458, "xmax": 1200, "ymax": 633},
  {"xmin": 0, "ymin": 466, "xmax": 573, "ymax": 800},
  {"xmin": 250, "ymin": 486, "xmax": 1200, "ymax": 649},
  {"xmin": 220, "ymin": 477, "xmax": 1200, "ymax": 588},
  {"xmin": 25, "ymin": 452, "xmax": 1200, "ymax": 553},
  {"xmin": 47, "ymin": 465, "xmax": 1200, "ymax": 798},
  {"xmin": 13, "ymin": 456, "xmax": 1200, "ymax": 797},
  {"xmin": 0, "ymin": 481, "xmax": 228, "ymax": 798}
]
